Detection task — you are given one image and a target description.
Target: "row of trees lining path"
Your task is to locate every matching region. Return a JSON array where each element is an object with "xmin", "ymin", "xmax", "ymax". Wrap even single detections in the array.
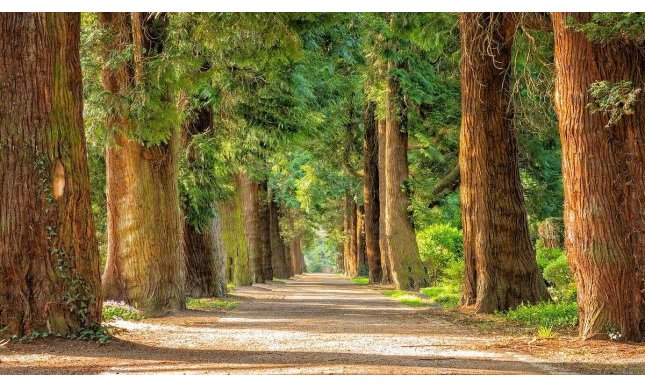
[{"xmin": 0, "ymin": 12, "xmax": 643, "ymax": 342}]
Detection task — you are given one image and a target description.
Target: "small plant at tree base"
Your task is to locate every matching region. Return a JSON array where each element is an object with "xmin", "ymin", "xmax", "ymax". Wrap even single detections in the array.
[
  {"xmin": 186, "ymin": 297, "xmax": 237, "ymax": 310},
  {"xmin": 351, "ymin": 276, "xmax": 369, "ymax": 285},
  {"xmin": 102, "ymin": 300, "xmax": 144, "ymax": 321},
  {"xmin": 537, "ymin": 326, "xmax": 556, "ymax": 339}
]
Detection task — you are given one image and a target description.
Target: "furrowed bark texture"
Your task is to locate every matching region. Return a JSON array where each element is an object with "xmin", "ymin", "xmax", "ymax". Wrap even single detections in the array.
[
  {"xmin": 377, "ymin": 119, "xmax": 392, "ymax": 283},
  {"xmin": 240, "ymin": 171, "xmax": 264, "ymax": 283},
  {"xmin": 220, "ymin": 177, "xmax": 251, "ymax": 287},
  {"xmin": 268, "ymin": 193, "xmax": 288, "ymax": 278},
  {"xmin": 258, "ymin": 181, "xmax": 273, "ymax": 281},
  {"xmin": 459, "ymin": 12, "xmax": 549, "ymax": 313},
  {"xmin": 552, "ymin": 12, "xmax": 644, "ymax": 341},
  {"xmin": 0, "ymin": 12, "xmax": 101, "ymax": 335},
  {"xmin": 100, "ymin": 12, "xmax": 185, "ymax": 315},
  {"xmin": 384, "ymin": 62, "xmax": 428, "ymax": 291},
  {"xmin": 363, "ymin": 102, "xmax": 382, "ymax": 283}
]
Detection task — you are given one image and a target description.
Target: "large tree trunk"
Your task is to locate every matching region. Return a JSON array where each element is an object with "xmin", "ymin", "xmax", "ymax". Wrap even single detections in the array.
[
  {"xmin": 363, "ymin": 102, "xmax": 382, "ymax": 283},
  {"xmin": 258, "ymin": 181, "xmax": 274, "ymax": 281},
  {"xmin": 377, "ymin": 119, "xmax": 392, "ymax": 283},
  {"xmin": 268, "ymin": 194, "xmax": 288, "ymax": 278},
  {"xmin": 356, "ymin": 205, "xmax": 366, "ymax": 275},
  {"xmin": 211, "ymin": 214, "xmax": 228, "ymax": 297},
  {"xmin": 100, "ymin": 12, "xmax": 185, "ymax": 315},
  {"xmin": 220, "ymin": 176, "xmax": 251, "ymax": 287},
  {"xmin": 240, "ymin": 170, "xmax": 264, "ymax": 283},
  {"xmin": 552, "ymin": 12, "xmax": 643, "ymax": 341},
  {"xmin": 384, "ymin": 62, "xmax": 428, "ymax": 291},
  {"xmin": 459, "ymin": 13, "xmax": 549, "ymax": 313},
  {"xmin": 0, "ymin": 12, "xmax": 101, "ymax": 335},
  {"xmin": 184, "ymin": 221, "xmax": 218, "ymax": 298}
]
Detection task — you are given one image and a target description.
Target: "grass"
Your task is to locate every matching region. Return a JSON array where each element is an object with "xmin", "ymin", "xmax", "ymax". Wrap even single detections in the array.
[
  {"xmin": 382, "ymin": 290, "xmax": 432, "ymax": 307},
  {"xmin": 499, "ymin": 301, "xmax": 578, "ymax": 329},
  {"xmin": 102, "ymin": 301, "xmax": 144, "ymax": 321},
  {"xmin": 351, "ymin": 276, "xmax": 369, "ymax": 285},
  {"xmin": 186, "ymin": 297, "xmax": 238, "ymax": 310},
  {"xmin": 420, "ymin": 286, "xmax": 460, "ymax": 307}
]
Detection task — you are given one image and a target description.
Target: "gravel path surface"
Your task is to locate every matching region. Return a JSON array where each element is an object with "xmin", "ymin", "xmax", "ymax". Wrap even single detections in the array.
[{"xmin": 1, "ymin": 273, "xmax": 642, "ymax": 374}]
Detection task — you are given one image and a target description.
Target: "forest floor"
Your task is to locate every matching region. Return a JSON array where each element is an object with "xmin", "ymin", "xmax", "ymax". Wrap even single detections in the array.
[{"xmin": 0, "ymin": 273, "xmax": 643, "ymax": 374}]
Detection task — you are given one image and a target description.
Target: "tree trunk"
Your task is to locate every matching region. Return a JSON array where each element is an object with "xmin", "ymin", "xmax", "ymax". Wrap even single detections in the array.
[
  {"xmin": 0, "ymin": 12, "xmax": 101, "ymax": 335},
  {"xmin": 384, "ymin": 62, "xmax": 428, "ymax": 291},
  {"xmin": 258, "ymin": 181, "xmax": 274, "ymax": 281},
  {"xmin": 459, "ymin": 13, "xmax": 549, "ymax": 313},
  {"xmin": 240, "ymin": 170, "xmax": 264, "ymax": 283},
  {"xmin": 363, "ymin": 102, "xmax": 382, "ymax": 283},
  {"xmin": 552, "ymin": 12, "xmax": 643, "ymax": 341},
  {"xmin": 184, "ymin": 221, "xmax": 218, "ymax": 298},
  {"xmin": 377, "ymin": 119, "xmax": 392, "ymax": 283},
  {"xmin": 220, "ymin": 176, "xmax": 251, "ymax": 287},
  {"xmin": 268, "ymin": 193, "xmax": 288, "ymax": 278},
  {"xmin": 356, "ymin": 205, "xmax": 366, "ymax": 275},
  {"xmin": 100, "ymin": 12, "xmax": 185, "ymax": 315},
  {"xmin": 211, "ymin": 214, "xmax": 228, "ymax": 298}
]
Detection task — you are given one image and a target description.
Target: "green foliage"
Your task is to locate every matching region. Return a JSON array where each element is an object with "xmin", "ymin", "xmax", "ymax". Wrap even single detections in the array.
[
  {"xmin": 570, "ymin": 12, "xmax": 645, "ymax": 42},
  {"xmin": 186, "ymin": 298, "xmax": 238, "ymax": 310},
  {"xmin": 535, "ymin": 240, "xmax": 565, "ymax": 273},
  {"xmin": 102, "ymin": 301, "xmax": 144, "ymax": 321},
  {"xmin": 500, "ymin": 301, "xmax": 578, "ymax": 329},
  {"xmin": 351, "ymin": 276, "xmax": 369, "ymax": 285},
  {"xmin": 587, "ymin": 80, "xmax": 641, "ymax": 127},
  {"xmin": 416, "ymin": 224, "xmax": 462, "ymax": 285}
]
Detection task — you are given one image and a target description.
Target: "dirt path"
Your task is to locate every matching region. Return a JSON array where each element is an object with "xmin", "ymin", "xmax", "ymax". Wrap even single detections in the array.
[{"xmin": 1, "ymin": 273, "xmax": 643, "ymax": 374}]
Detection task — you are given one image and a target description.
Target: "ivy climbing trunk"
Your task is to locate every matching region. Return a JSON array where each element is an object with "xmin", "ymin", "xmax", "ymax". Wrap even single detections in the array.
[
  {"xmin": 258, "ymin": 181, "xmax": 274, "ymax": 281},
  {"xmin": 240, "ymin": 170, "xmax": 264, "ymax": 283},
  {"xmin": 99, "ymin": 12, "xmax": 185, "ymax": 315},
  {"xmin": 459, "ymin": 12, "xmax": 549, "ymax": 313},
  {"xmin": 377, "ymin": 119, "xmax": 392, "ymax": 283},
  {"xmin": 220, "ymin": 176, "xmax": 251, "ymax": 287},
  {"xmin": 384, "ymin": 62, "xmax": 428, "ymax": 291},
  {"xmin": 363, "ymin": 102, "xmax": 382, "ymax": 283},
  {"xmin": 0, "ymin": 12, "xmax": 102, "ymax": 335},
  {"xmin": 552, "ymin": 12, "xmax": 644, "ymax": 341}
]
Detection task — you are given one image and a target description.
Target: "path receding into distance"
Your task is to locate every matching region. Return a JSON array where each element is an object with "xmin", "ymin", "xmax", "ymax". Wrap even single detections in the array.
[{"xmin": 1, "ymin": 273, "xmax": 642, "ymax": 374}]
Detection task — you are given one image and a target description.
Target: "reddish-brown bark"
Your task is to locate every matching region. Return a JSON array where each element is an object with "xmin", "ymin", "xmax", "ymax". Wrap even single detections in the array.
[
  {"xmin": 459, "ymin": 13, "xmax": 549, "ymax": 313},
  {"xmin": 0, "ymin": 12, "xmax": 101, "ymax": 335},
  {"xmin": 552, "ymin": 12, "xmax": 643, "ymax": 341}
]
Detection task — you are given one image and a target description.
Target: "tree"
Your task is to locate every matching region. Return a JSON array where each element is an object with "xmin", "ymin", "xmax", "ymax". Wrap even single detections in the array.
[
  {"xmin": 363, "ymin": 102, "xmax": 382, "ymax": 282},
  {"xmin": 240, "ymin": 170, "xmax": 264, "ymax": 283},
  {"xmin": 459, "ymin": 13, "xmax": 549, "ymax": 313},
  {"xmin": 384, "ymin": 60, "xmax": 428, "ymax": 290},
  {"xmin": 0, "ymin": 12, "xmax": 101, "ymax": 335},
  {"xmin": 99, "ymin": 13, "xmax": 185, "ymax": 315},
  {"xmin": 220, "ymin": 176, "xmax": 252, "ymax": 286},
  {"xmin": 552, "ymin": 12, "xmax": 644, "ymax": 341}
]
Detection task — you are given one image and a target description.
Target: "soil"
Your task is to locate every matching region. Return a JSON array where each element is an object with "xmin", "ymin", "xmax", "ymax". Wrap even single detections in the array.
[{"xmin": 0, "ymin": 273, "xmax": 643, "ymax": 374}]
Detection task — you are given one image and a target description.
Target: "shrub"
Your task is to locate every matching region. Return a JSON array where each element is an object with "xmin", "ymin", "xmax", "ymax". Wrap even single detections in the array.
[
  {"xmin": 102, "ymin": 300, "xmax": 143, "ymax": 321},
  {"xmin": 417, "ymin": 224, "xmax": 462, "ymax": 285},
  {"xmin": 500, "ymin": 301, "xmax": 578, "ymax": 329},
  {"xmin": 535, "ymin": 239, "xmax": 565, "ymax": 273}
]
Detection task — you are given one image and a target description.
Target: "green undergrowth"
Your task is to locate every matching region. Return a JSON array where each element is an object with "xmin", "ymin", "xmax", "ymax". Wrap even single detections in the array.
[
  {"xmin": 186, "ymin": 297, "xmax": 238, "ymax": 310},
  {"xmin": 498, "ymin": 301, "xmax": 578, "ymax": 329},
  {"xmin": 382, "ymin": 290, "xmax": 432, "ymax": 307},
  {"xmin": 419, "ymin": 286, "xmax": 460, "ymax": 307},
  {"xmin": 351, "ymin": 276, "xmax": 369, "ymax": 285}
]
